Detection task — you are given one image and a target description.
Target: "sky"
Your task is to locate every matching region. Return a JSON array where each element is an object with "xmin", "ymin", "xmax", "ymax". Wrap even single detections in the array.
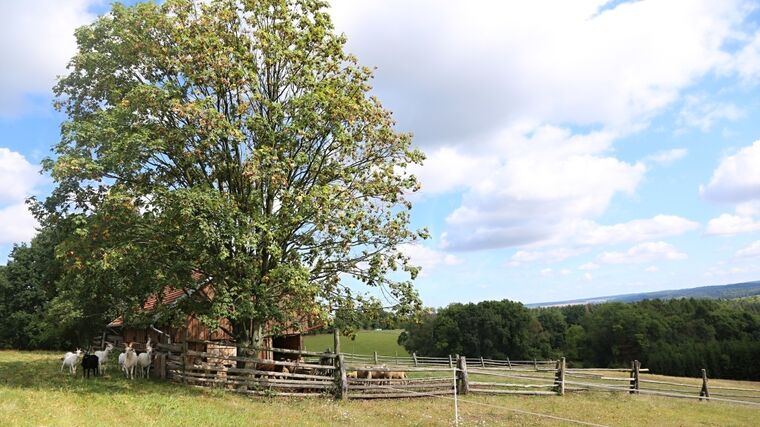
[{"xmin": 2, "ymin": 1, "xmax": 760, "ymax": 307}]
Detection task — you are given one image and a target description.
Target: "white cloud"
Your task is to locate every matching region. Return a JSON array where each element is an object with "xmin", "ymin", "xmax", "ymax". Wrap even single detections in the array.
[
  {"xmin": 0, "ymin": 148, "xmax": 43, "ymax": 204},
  {"xmin": 733, "ymin": 29, "xmax": 760, "ymax": 82},
  {"xmin": 509, "ymin": 247, "xmax": 589, "ymax": 266},
  {"xmin": 331, "ymin": 0, "xmax": 745, "ymax": 143},
  {"xmin": 706, "ymin": 213, "xmax": 760, "ymax": 235},
  {"xmin": 0, "ymin": 148, "xmax": 45, "ymax": 245},
  {"xmin": 676, "ymin": 96, "xmax": 743, "ymax": 132},
  {"xmin": 644, "ymin": 148, "xmax": 688, "ymax": 166},
  {"xmin": 568, "ymin": 215, "xmax": 699, "ymax": 247},
  {"xmin": 645, "ymin": 266, "xmax": 659, "ymax": 273},
  {"xmin": 540, "ymin": 268, "xmax": 553, "ymax": 278},
  {"xmin": 599, "ymin": 241, "xmax": 688, "ymax": 264},
  {"xmin": 701, "ymin": 140, "xmax": 760, "ymax": 203},
  {"xmin": 736, "ymin": 240, "xmax": 760, "ymax": 258},
  {"xmin": 0, "ymin": 203, "xmax": 38, "ymax": 244},
  {"xmin": 0, "ymin": 0, "xmax": 98, "ymax": 116},
  {"xmin": 436, "ymin": 126, "xmax": 646, "ymax": 250},
  {"xmin": 398, "ymin": 243, "xmax": 462, "ymax": 276},
  {"xmin": 578, "ymin": 262, "xmax": 600, "ymax": 271}
]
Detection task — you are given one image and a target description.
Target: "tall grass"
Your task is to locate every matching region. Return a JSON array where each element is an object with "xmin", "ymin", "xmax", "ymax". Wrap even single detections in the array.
[{"xmin": 2, "ymin": 350, "xmax": 759, "ymax": 426}]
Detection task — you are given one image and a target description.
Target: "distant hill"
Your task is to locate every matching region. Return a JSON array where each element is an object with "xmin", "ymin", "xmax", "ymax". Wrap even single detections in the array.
[{"xmin": 528, "ymin": 280, "xmax": 760, "ymax": 308}]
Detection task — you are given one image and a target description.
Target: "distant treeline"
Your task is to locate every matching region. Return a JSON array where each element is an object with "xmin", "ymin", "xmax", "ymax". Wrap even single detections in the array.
[{"xmin": 399, "ymin": 298, "xmax": 760, "ymax": 381}]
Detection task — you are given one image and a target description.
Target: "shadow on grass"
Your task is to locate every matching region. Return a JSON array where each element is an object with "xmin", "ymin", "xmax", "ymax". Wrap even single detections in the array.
[{"xmin": 0, "ymin": 351, "xmax": 205, "ymax": 398}]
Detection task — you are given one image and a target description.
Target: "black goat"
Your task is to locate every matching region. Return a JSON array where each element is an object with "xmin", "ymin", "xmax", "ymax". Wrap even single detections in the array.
[{"xmin": 82, "ymin": 354, "xmax": 100, "ymax": 378}]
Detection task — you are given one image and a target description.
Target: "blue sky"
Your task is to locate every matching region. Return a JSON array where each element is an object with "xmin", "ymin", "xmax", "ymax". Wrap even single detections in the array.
[{"xmin": 3, "ymin": 1, "xmax": 760, "ymax": 307}]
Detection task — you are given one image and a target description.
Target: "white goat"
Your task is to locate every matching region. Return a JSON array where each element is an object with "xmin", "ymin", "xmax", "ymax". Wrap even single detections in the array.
[
  {"xmin": 61, "ymin": 348, "xmax": 82, "ymax": 376},
  {"xmin": 95, "ymin": 342, "xmax": 114, "ymax": 375},
  {"xmin": 136, "ymin": 338, "xmax": 153, "ymax": 379},
  {"xmin": 118, "ymin": 351, "xmax": 126, "ymax": 376},
  {"xmin": 123, "ymin": 342, "xmax": 139, "ymax": 380}
]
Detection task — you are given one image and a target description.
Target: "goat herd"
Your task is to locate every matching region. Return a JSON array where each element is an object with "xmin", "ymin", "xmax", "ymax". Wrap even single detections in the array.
[{"xmin": 60, "ymin": 338, "xmax": 154, "ymax": 380}]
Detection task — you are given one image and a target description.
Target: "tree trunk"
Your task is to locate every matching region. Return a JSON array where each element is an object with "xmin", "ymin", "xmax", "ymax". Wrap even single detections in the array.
[{"xmin": 232, "ymin": 318, "xmax": 254, "ymax": 369}]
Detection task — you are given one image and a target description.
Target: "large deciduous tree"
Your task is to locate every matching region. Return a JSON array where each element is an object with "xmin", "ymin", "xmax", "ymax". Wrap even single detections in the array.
[{"xmin": 41, "ymin": 0, "xmax": 426, "ymax": 349}]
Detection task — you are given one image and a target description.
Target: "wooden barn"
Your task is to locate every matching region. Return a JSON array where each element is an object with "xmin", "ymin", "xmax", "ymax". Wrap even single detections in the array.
[{"xmin": 104, "ymin": 285, "xmax": 319, "ymax": 361}]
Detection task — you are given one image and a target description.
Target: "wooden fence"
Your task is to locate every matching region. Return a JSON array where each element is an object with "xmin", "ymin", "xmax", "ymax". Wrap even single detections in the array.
[{"xmin": 140, "ymin": 342, "xmax": 760, "ymax": 405}]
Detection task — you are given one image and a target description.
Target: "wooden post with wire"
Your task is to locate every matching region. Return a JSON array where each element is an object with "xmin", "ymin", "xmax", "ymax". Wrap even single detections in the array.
[{"xmin": 700, "ymin": 369, "xmax": 710, "ymax": 401}]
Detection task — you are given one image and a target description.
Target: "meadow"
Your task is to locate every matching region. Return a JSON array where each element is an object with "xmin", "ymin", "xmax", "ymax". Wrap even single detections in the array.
[
  {"xmin": 2, "ymin": 349, "xmax": 760, "ymax": 426},
  {"xmin": 304, "ymin": 329, "xmax": 410, "ymax": 356}
]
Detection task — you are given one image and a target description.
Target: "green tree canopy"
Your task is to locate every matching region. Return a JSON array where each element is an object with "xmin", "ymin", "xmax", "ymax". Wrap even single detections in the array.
[{"xmin": 41, "ymin": 0, "xmax": 425, "ymax": 347}]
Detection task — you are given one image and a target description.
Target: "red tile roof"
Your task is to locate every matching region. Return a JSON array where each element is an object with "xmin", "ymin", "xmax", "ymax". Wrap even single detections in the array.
[{"xmin": 107, "ymin": 287, "xmax": 189, "ymax": 327}]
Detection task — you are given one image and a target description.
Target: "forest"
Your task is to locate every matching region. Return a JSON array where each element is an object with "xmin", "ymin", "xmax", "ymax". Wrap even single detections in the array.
[{"xmin": 399, "ymin": 298, "xmax": 760, "ymax": 381}]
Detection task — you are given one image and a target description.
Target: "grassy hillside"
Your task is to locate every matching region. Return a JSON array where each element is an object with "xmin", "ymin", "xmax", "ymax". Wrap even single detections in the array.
[
  {"xmin": 304, "ymin": 329, "xmax": 410, "ymax": 356},
  {"xmin": 2, "ymin": 350, "xmax": 760, "ymax": 426}
]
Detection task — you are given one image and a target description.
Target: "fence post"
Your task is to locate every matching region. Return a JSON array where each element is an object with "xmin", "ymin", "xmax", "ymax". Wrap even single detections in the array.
[
  {"xmin": 448, "ymin": 354, "xmax": 454, "ymax": 369},
  {"xmin": 629, "ymin": 360, "xmax": 640, "ymax": 394},
  {"xmin": 480, "ymin": 356, "xmax": 485, "ymax": 368},
  {"xmin": 373, "ymin": 351, "xmax": 378, "ymax": 365},
  {"xmin": 333, "ymin": 328, "xmax": 341, "ymax": 355},
  {"xmin": 634, "ymin": 360, "xmax": 640, "ymax": 394},
  {"xmin": 555, "ymin": 357, "xmax": 565, "ymax": 396},
  {"xmin": 506, "ymin": 357, "xmax": 512, "ymax": 369},
  {"xmin": 533, "ymin": 359, "xmax": 538, "ymax": 370},
  {"xmin": 181, "ymin": 340, "xmax": 188, "ymax": 385},
  {"xmin": 335, "ymin": 353, "xmax": 348, "ymax": 400},
  {"xmin": 413, "ymin": 352, "xmax": 418, "ymax": 367},
  {"xmin": 700, "ymin": 369, "xmax": 710, "ymax": 401},
  {"xmin": 457, "ymin": 356, "xmax": 469, "ymax": 395}
]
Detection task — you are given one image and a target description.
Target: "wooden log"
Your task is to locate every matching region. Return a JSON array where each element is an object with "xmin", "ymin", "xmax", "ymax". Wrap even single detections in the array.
[
  {"xmin": 184, "ymin": 350, "xmax": 334, "ymax": 370},
  {"xmin": 349, "ymin": 377, "xmax": 453, "ymax": 384},
  {"xmin": 333, "ymin": 328, "xmax": 340, "ymax": 355},
  {"xmin": 638, "ymin": 379, "xmax": 700, "ymax": 388},
  {"xmin": 700, "ymin": 369, "xmax": 710, "ymax": 401},
  {"xmin": 633, "ymin": 360, "xmax": 640, "ymax": 394},
  {"xmin": 177, "ymin": 373, "xmax": 335, "ymax": 389},
  {"xmin": 557, "ymin": 357, "xmax": 565, "ymax": 396},
  {"xmin": 157, "ymin": 342, "xmax": 183, "ymax": 352},
  {"xmin": 337, "ymin": 354, "xmax": 348, "ymax": 400},
  {"xmin": 567, "ymin": 368, "xmax": 650, "ymax": 372},
  {"xmin": 708, "ymin": 385, "xmax": 760, "ymax": 393},
  {"xmin": 181, "ymin": 334, "xmax": 188, "ymax": 385},
  {"xmin": 348, "ymin": 383, "xmax": 454, "ymax": 391},
  {"xmin": 468, "ymin": 381, "xmax": 554, "ymax": 388},
  {"xmin": 469, "ymin": 389, "xmax": 557, "ymax": 396},
  {"xmin": 457, "ymin": 355, "xmax": 469, "ymax": 395},
  {"xmin": 187, "ymin": 365, "xmax": 333, "ymax": 381},
  {"xmin": 346, "ymin": 365, "xmax": 455, "ymax": 372},
  {"xmin": 348, "ymin": 390, "xmax": 454, "ymax": 399}
]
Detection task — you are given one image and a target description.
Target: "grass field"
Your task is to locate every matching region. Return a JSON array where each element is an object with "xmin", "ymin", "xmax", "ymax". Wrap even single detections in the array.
[
  {"xmin": 2, "ymin": 350, "xmax": 760, "ymax": 426},
  {"xmin": 304, "ymin": 329, "xmax": 410, "ymax": 356}
]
